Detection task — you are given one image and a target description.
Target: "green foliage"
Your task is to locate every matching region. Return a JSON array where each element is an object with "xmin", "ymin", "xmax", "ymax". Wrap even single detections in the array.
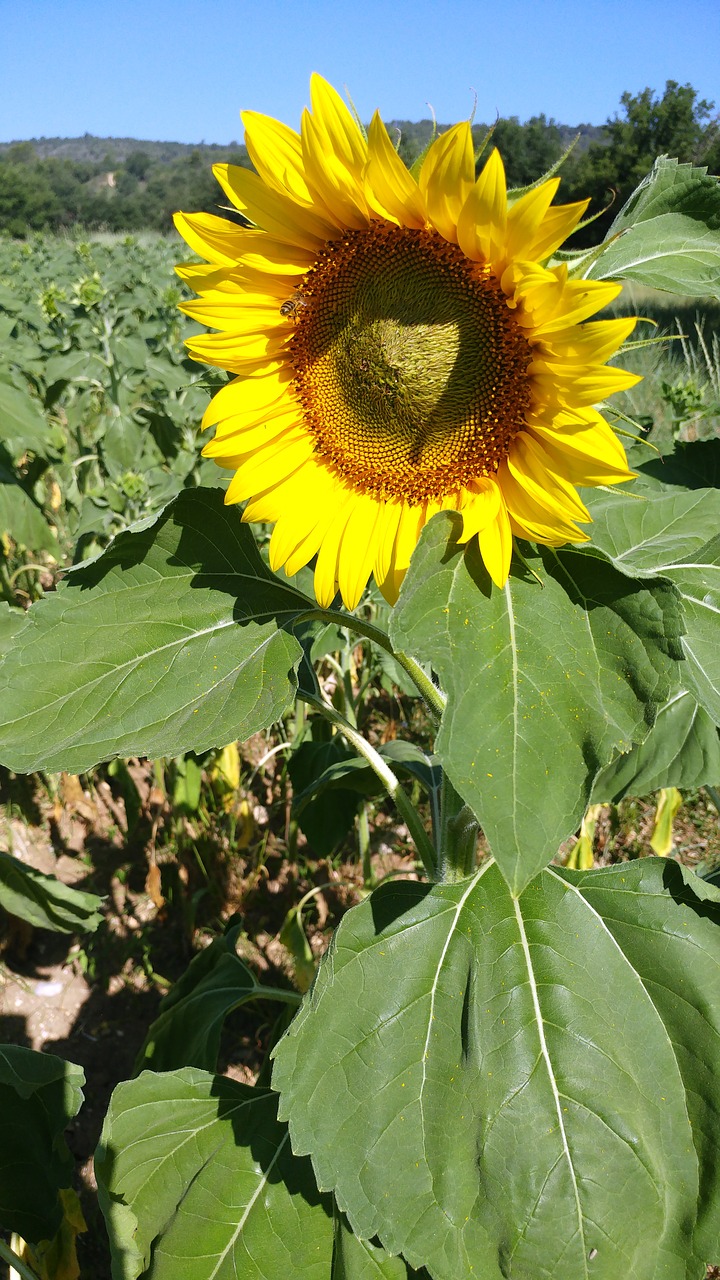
[
  {"xmin": 0, "ymin": 78, "xmax": 715, "ymax": 238},
  {"xmin": 1, "ymin": 143, "xmax": 720, "ymax": 1280},
  {"xmin": 592, "ymin": 691, "xmax": 720, "ymax": 800},
  {"xmin": 584, "ymin": 157, "xmax": 720, "ymax": 298},
  {"xmin": 390, "ymin": 513, "xmax": 683, "ymax": 894},
  {"xmin": 0, "ymin": 138, "xmax": 251, "ymax": 235},
  {"xmin": 566, "ymin": 81, "xmax": 719, "ymax": 245},
  {"xmin": 96, "ymin": 1070, "xmax": 334, "ymax": 1280},
  {"xmin": 0, "ymin": 849, "xmax": 103, "ymax": 932},
  {"xmin": 273, "ymin": 860, "xmax": 720, "ymax": 1279},
  {"xmin": 0, "ymin": 1046, "xmax": 85, "ymax": 1244},
  {"xmin": 0, "ymin": 490, "xmax": 310, "ymax": 773},
  {"xmin": 134, "ymin": 925, "xmax": 297, "ymax": 1074}
]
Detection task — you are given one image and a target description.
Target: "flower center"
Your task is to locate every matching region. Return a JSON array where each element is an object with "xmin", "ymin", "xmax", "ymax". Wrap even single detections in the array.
[{"xmin": 288, "ymin": 223, "xmax": 533, "ymax": 504}]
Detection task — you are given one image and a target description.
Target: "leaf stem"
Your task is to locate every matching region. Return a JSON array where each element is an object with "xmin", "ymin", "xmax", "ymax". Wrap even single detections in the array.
[
  {"xmin": 292, "ymin": 607, "xmax": 446, "ymax": 720},
  {"xmin": 0, "ymin": 1240, "xmax": 42, "ymax": 1280},
  {"xmin": 300, "ymin": 689, "xmax": 438, "ymax": 880}
]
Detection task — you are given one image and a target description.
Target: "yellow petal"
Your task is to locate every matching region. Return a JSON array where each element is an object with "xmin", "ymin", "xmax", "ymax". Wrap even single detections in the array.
[
  {"xmin": 528, "ymin": 423, "xmax": 633, "ymax": 486},
  {"xmin": 314, "ymin": 494, "xmax": 355, "ymax": 606},
  {"xmin": 533, "ymin": 363, "xmax": 642, "ymax": 409},
  {"xmin": 498, "ymin": 458, "xmax": 584, "ymax": 541},
  {"xmin": 456, "ymin": 148, "xmax": 507, "ymax": 263},
  {"xmin": 365, "ymin": 111, "xmax": 426, "ymax": 227},
  {"xmin": 180, "ymin": 297, "xmax": 287, "ymax": 334},
  {"xmin": 203, "ymin": 406, "xmax": 300, "ymax": 457},
  {"xmin": 337, "ymin": 494, "xmax": 384, "ymax": 610},
  {"xmin": 174, "ymin": 213, "xmax": 313, "ymax": 275},
  {"xmin": 458, "ymin": 478, "xmax": 501, "ymax": 542},
  {"xmin": 508, "ymin": 434, "xmax": 590, "ymax": 522},
  {"xmin": 419, "ymin": 121, "xmax": 475, "ymax": 243},
  {"xmin": 186, "ymin": 329, "xmax": 289, "ymax": 373},
  {"xmin": 310, "ymin": 74, "xmax": 367, "ymax": 175},
  {"xmin": 224, "ymin": 431, "xmax": 314, "ymax": 501},
  {"xmin": 242, "ymin": 454, "xmax": 329, "ymax": 524},
  {"xmin": 269, "ymin": 469, "xmax": 332, "ymax": 568},
  {"xmin": 504, "ymin": 178, "xmax": 560, "ymax": 261},
  {"xmin": 373, "ymin": 500, "xmax": 404, "ymax": 584},
  {"xmin": 478, "ymin": 502, "xmax": 512, "ymax": 587},
  {"xmin": 523, "ymin": 275, "xmax": 623, "ymax": 334},
  {"xmin": 524, "ymin": 199, "xmax": 589, "ymax": 261},
  {"xmin": 285, "ymin": 476, "xmax": 347, "ymax": 575},
  {"xmin": 301, "ymin": 107, "xmax": 370, "ymax": 229},
  {"xmin": 213, "ymin": 163, "xmax": 337, "ymax": 249},
  {"xmin": 201, "ymin": 370, "xmax": 292, "ymax": 430},
  {"xmin": 544, "ymin": 316, "xmax": 638, "ymax": 365},
  {"xmin": 241, "ymin": 110, "xmax": 311, "ymax": 203}
]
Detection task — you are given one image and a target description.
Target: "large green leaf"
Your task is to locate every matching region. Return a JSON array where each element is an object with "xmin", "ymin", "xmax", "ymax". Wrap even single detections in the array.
[
  {"xmin": 586, "ymin": 157, "xmax": 720, "ymax": 298},
  {"xmin": 134, "ymin": 925, "xmax": 296, "ymax": 1074},
  {"xmin": 592, "ymin": 690, "xmax": 720, "ymax": 800},
  {"xmin": 0, "ymin": 602, "xmax": 27, "ymax": 658},
  {"xmin": 389, "ymin": 514, "xmax": 682, "ymax": 893},
  {"xmin": 0, "ymin": 1046, "xmax": 85, "ymax": 1244},
  {"xmin": 332, "ymin": 1212, "xmax": 422, "ymax": 1279},
  {"xmin": 635, "ymin": 439, "xmax": 720, "ymax": 491},
  {"xmin": 0, "ymin": 488, "xmax": 312, "ymax": 773},
  {"xmin": 0, "ymin": 849, "xmax": 103, "ymax": 932},
  {"xmin": 586, "ymin": 488, "xmax": 720, "ymax": 722},
  {"xmin": 274, "ymin": 859, "xmax": 720, "ymax": 1280},
  {"xmin": 96, "ymin": 1070, "xmax": 333, "ymax": 1280},
  {"xmin": 584, "ymin": 485, "xmax": 720, "ymax": 576}
]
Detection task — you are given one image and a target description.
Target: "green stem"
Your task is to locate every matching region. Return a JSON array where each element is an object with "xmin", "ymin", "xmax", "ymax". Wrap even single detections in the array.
[
  {"xmin": 249, "ymin": 985, "xmax": 302, "ymax": 1008},
  {"xmin": 301, "ymin": 689, "xmax": 437, "ymax": 880},
  {"xmin": 292, "ymin": 608, "xmax": 446, "ymax": 720},
  {"xmin": 7, "ymin": 563, "xmax": 47, "ymax": 588},
  {"xmin": 0, "ymin": 1239, "xmax": 42, "ymax": 1280},
  {"xmin": 358, "ymin": 801, "xmax": 372, "ymax": 887},
  {"xmin": 0, "ymin": 560, "xmax": 17, "ymax": 605},
  {"xmin": 437, "ymin": 774, "xmax": 479, "ymax": 883}
]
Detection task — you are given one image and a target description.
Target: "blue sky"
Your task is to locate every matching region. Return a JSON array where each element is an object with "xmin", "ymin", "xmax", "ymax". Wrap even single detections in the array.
[{"xmin": 1, "ymin": 0, "xmax": 718, "ymax": 143}]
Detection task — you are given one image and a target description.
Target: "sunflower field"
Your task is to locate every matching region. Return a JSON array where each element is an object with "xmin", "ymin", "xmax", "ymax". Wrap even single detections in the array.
[{"xmin": 2, "ymin": 78, "xmax": 720, "ymax": 1280}]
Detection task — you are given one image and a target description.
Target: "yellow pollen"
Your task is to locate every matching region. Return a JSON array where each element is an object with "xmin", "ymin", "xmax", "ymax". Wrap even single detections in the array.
[{"xmin": 289, "ymin": 223, "xmax": 533, "ymax": 503}]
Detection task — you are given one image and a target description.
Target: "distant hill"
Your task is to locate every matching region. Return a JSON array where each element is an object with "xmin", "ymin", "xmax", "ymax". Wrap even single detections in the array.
[
  {"xmin": 0, "ymin": 134, "xmax": 248, "ymax": 164},
  {"xmin": 0, "ymin": 119, "xmax": 607, "ymax": 166}
]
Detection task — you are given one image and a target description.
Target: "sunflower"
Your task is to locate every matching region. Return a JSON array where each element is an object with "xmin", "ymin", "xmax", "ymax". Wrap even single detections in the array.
[{"xmin": 174, "ymin": 75, "xmax": 639, "ymax": 610}]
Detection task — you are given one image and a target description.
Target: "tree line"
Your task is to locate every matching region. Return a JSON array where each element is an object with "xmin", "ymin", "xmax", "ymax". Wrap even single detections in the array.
[{"xmin": 0, "ymin": 81, "xmax": 717, "ymax": 241}]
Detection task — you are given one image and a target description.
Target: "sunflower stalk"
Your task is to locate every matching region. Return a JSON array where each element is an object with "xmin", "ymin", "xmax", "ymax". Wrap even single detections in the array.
[
  {"xmin": 300, "ymin": 689, "xmax": 438, "ymax": 879},
  {"xmin": 437, "ymin": 774, "xmax": 479, "ymax": 883}
]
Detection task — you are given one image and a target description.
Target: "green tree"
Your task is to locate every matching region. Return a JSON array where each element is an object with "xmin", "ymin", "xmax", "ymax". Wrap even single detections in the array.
[{"xmin": 567, "ymin": 80, "xmax": 718, "ymax": 242}]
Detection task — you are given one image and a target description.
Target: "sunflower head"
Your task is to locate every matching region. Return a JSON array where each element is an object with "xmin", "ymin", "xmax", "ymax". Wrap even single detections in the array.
[{"xmin": 174, "ymin": 75, "xmax": 639, "ymax": 611}]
